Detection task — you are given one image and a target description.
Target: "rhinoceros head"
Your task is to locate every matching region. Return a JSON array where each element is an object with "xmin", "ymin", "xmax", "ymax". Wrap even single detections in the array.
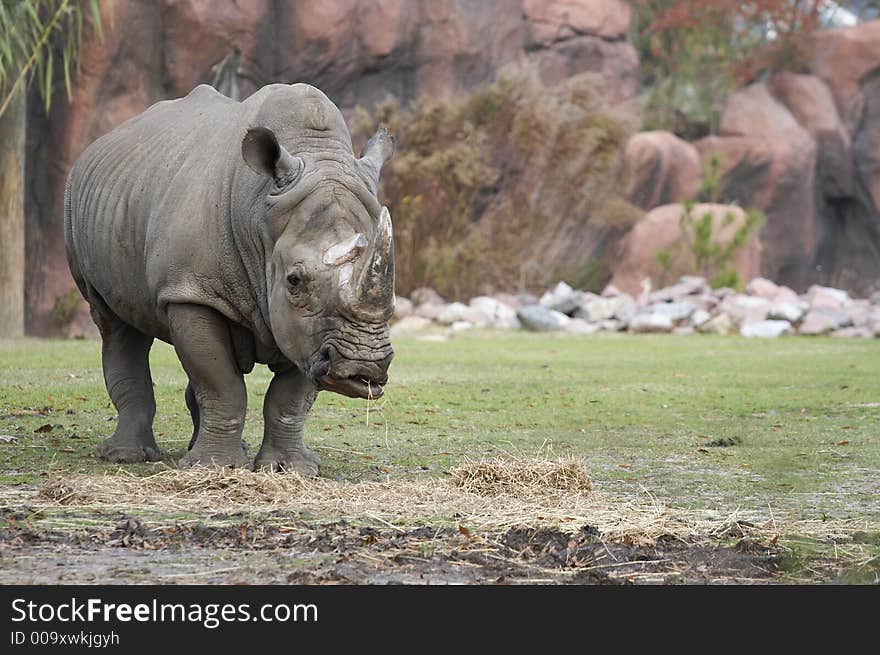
[{"xmin": 242, "ymin": 125, "xmax": 395, "ymax": 399}]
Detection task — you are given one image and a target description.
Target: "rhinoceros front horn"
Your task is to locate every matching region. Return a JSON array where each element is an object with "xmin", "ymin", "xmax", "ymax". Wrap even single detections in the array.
[{"xmin": 348, "ymin": 206, "xmax": 394, "ymax": 320}]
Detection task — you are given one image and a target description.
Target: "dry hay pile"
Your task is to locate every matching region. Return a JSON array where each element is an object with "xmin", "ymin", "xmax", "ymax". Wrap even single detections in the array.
[
  {"xmin": 448, "ymin": 456, "xmax": 592, "ymax": 496},
  {"xmin": 37, "ymin": 457, "xmax": 669, "ymax": 538},
  {"xmin": 33, "ymin": 457, "xmax": 866, "ymax": 544}
]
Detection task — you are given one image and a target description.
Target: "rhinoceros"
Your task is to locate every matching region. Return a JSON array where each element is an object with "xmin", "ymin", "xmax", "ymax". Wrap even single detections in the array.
[{"xmin": 64, "ymin": 83, "xmax": 395, "ymax": 474}]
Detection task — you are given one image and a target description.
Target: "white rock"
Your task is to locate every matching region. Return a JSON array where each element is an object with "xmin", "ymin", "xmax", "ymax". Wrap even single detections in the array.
[
  {"xmin": 601, "ymin": 283, "xmax": 623, "ymax": 297},
  {"xmin": 413, "ymin": 303, "xmax": 444, "ymax": 320},
  {"xmin": 517, "ymin": 305, "xmax": 570, "ymax": 331},
  {"xmin": 720, "ymin": 294, "xmax": 770, "ymax": 324},
  {"xmin": 394, "ymin": 296, "xmax": 414, "ymax": 320},
  {"xmin": 451, "ymin": 321, "xmax": 473, "ymax": 332},
  {"xmin": 464, "ymin": 308, "xmax": 491, "ymax": 327},
  {"xmin": 808, "ymin": 285, "xmax": 850, "ymax": 310},
  {"xmin": 690, "ymin": 309, "xmax": 712, "ymax": 328},
  {"xmin": 492, "ymin": 293, "xmax": 522, "ymax": 311},
  {"xmin": 630, "ymin": 314, "xmax": 673, "ymax": 333},
  {"xmin": 391, "ymin": 316, "xmax": 432, "ymax": 334},
  {"xmin": 614, "ymin": 294, "xmax": 637, "ymax": 324},
  {"xmin": 600, "ymin": 319, "xmax": 625, "ymax": 331},
  {"xmin": 577, "ymin": 297, "xmax": 619, "ymax": 321},
  {"xmin": 740, "ymin": 320, "xmax": 792, "ymax": 338},
  {"xmin": 469, "ymin": 296, "xmax": 521, "ymax": 329},
  {"xmin": 575, "ymin": 294, "xmax": 637, "ymax": 323},
  {"xmin": 767, "ymin": 302, "xmax": 804, "ymax": 323},
  {"xmin": 541, "ymin": 280, "xmax": 573, "ymax": 300},
  {"xmin": 799, "ymin": 311, "xmax": 837, "ymax": 335},
  {"xmin": 565, "ymin": 318, "xmax": 601, "ymax": 334},
  {"xmin": 434, "ymin": 303, "xmax": 487, "ymax": 326},
  {"xmin": 673, "ymin": 326, "xmax": 695, "ymax": 335},
  {"xmin": 746, "ymin": 277, "xmax": 780, "ymax": 299},
  {"xmin": 648, "ymin": 301, "xmax": 696, "ymax": 321},
  {"xmin": 847, "ymin": 300, "xmax": 871, "ymax": 327},
  {"xmin": 690, "ymin": 294, "xmax": 718, "ymax": 312},
  {"xmin": 647, "ymin": 276, "xmax": 706, "ymax": 303},
  {"xmin": 771, "ymin": 286, "xmax": 799, "ymax": 305},
  {"xmin": 436, "ymin": 302, "xmax": 470, "ymax": 325},
  {"xmin": 410, "ymin": 287, "xmax": 445, "ymax": 306},
  {"xmin": 831, "ymin": 327, "xmax": 873, "ymax": 338},
  {"xmin": 540, "ymin": 282, "xmax": 585, "ymax": 314},
  {"xmin": 712, "ymin": 287, "xmax": 737, "ymax": 300},
  {"xmin": 699, "ymin": 313, "xmax": 735, "ymax": 335},
  {"xmin": 815, "ymin": 308, "xmax": 851, "ymax": 328}
]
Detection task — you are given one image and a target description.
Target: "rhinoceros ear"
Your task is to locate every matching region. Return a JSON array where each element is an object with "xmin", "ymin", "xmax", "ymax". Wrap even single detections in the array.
[
  {"xmin": 242, "ymin": 127, "xmax": 303, "ymax": 189},
  {"xmin": 358, "ymin": 125, "xmax": 394, "ymax": 194}
]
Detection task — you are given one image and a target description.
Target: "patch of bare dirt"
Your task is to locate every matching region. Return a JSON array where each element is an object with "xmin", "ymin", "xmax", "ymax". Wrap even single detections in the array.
[{"xmin": 0, "ymin": 515, "xmax": 783, "ymax": 585}]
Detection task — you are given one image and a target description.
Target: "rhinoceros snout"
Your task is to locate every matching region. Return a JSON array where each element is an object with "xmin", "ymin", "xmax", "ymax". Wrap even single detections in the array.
[{"xmin": 309, "ymin": 342, "xmax": 392, "ymax": 400}]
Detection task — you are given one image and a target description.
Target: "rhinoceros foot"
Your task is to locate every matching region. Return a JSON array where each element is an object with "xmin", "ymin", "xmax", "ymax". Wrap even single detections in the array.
[
  {"xmin": 96, "ymin": 437, "xmax": 161, "ymax": 463},
  {"xmin": 253, "ymin": 445, "xmax": 321, "ymax": 477},
  {"xmin": 179, "ymin": 442, "xmax": 250, "ymax": 469}
]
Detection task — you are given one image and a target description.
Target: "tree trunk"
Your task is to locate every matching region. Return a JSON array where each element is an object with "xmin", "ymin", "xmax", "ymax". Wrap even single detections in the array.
[{"xmin": 0, "ymin": 88, "xmax": 26, "ymax": 338}]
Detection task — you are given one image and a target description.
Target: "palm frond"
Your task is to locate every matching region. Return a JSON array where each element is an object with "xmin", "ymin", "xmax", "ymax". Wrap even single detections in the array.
[{"xmin": 0, "ymin": 0, "xmax": 111, "ymax": 119}]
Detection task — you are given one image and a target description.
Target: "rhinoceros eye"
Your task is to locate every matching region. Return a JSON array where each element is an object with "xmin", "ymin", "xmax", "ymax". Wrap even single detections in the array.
[{"xmin": 284, "ymin": 264, "xmax": 309, "ymax": 299}]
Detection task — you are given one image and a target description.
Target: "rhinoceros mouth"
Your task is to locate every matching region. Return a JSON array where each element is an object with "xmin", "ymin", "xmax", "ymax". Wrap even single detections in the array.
[
  {"xmin": 317, "ymin": 374, "xmax": 384, "ymax": 399},
  {"xmin": 307, "ymin": 341, "xmax": 390, "ymax": 400}
]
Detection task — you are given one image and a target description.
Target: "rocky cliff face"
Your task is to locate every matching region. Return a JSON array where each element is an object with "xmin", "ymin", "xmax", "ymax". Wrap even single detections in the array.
[
  {"xmin": 25, "ymin": 0, "xmax": 637, "ymax": 335},
  {"xmin": 26, "ymin": 3, "xmax": 880, "ymax": 336},
  {"xmin": 622, "ymin": 21, "xmax": 880, "ymax": 298}
]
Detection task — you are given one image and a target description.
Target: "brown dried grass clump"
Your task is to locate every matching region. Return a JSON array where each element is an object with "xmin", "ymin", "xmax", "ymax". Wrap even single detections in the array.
[
  {"xmin": 26, "ymin": 457, "xmax": 871, "ymax": 543},
  {"xmin": 449, "ymin": 456, "xmax": 592, "ymax": 496},
  {"xmin": 41, "ymin": 468, "xmax": 306, "ymax": 507},
  {"xmin": 33, "ymin": 458, "xmax": 645, "ymax": 536}
]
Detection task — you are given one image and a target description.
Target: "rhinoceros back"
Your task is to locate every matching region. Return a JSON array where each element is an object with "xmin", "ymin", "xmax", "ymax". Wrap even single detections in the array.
[
  {"xmin": 65, "ymin": 85, "xmax": 253, "ymax": 339},
  {"xmin": 66, "ymin": 83, "xmax": 359, "ymax": 343}
]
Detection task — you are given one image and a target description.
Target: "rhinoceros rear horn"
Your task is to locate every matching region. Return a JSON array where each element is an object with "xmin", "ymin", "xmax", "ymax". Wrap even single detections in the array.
[
  {"xmin": 349, "ymin": 206, "xmax": 395, "ymax": 320},
  {"xmin": 242, "ymin": 127, "xmax": 303, "ymax": 188},
  {"xmin": 358, "ymin": 126, "xmax": 394, "ymax": 194}
]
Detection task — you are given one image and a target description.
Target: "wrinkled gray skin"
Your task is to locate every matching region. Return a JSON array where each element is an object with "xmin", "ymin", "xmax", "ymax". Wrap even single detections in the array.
[{"xmin": 64, "ymin": 83, "xmax": 396, "ymax": 474}]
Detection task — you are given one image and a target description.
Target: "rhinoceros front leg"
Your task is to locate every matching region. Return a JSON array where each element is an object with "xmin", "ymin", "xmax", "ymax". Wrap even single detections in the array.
[
  {"xmin": 94, "ymin": 316, "xmax": 160, "ymax": 463},
  {"xmin": 168, "ymin": 304, "xmax": 249, "ymax": 468},
  {"xmin": 253, "ymin": 367, "xmax": 321, "ymax": 475}
]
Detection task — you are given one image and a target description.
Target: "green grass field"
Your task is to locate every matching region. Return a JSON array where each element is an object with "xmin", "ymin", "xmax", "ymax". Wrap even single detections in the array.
[
  {"xmin": 2, "ymin": 332, "xmax": 878, "ymax": 526},
  {"xmin": 2, "ymin": 332, "xmax": 879, "ymax": 583}
]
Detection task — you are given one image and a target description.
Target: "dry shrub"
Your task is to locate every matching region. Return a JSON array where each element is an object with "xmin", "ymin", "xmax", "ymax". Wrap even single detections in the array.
[{"xmin": 352, "ymin": 68, "xmax": 642, "ymax": 298}]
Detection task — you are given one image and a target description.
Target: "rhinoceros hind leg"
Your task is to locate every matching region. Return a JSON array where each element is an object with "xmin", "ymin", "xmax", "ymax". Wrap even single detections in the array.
[
  {"xmin": 254, "ymin": 367, "xmax": 321, "ymax": 476},
  {"xmin": 169, "ymin": 304, "xmax": 250, "ymax": 469},
  {"xmin": 93, "ymin": 310, "xmax": 160, "ymax": 463}
]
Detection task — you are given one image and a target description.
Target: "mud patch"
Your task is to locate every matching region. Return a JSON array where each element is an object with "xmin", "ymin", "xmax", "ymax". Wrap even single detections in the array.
[{"xmin": 0, "ymin": 516, "xmax": 783, "ymax": 585}]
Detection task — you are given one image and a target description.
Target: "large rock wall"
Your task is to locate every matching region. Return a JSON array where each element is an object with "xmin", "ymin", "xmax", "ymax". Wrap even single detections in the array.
[
  {"xmin": 622, "ymin": 21, "xmax": 880, "ymax": 297},
  {"xmin": 25, "ymin": 0, "xmax": 637, "ymax": 335}
]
